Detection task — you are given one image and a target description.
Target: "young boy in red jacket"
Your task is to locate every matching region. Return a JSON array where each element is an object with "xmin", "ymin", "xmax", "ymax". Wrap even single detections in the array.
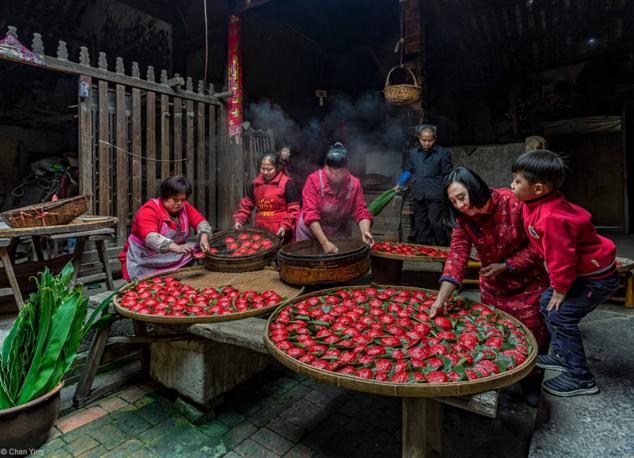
[{"xmin": 511, "ymin": 150, "xmax": 618, "ymax": 396}]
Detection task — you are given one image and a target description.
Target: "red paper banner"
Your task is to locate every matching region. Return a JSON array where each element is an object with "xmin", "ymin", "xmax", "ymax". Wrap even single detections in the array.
[{"xmin": 227, "ymin": 15, "xmax": 243, "ymax": 139}]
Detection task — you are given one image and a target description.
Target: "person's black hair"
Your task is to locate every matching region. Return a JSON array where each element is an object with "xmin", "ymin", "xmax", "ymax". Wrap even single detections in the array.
[
  {"xmin": 325, "ymin": 142, "xmax": 348, "ymax": 169},
  {"xmin": 511, "ymin": 149, "xmax": 566, "ymax": 191},
  {"xmin": 260, "ymin": 151, "xmax": 281, "ymax": 169},
  {"xmin": 159, "ymin": 175, "xmax": 192, "ymax": 199},
  {"xmin": 442, "ymin": 167, "xmax": 492, "ymax": 226}
]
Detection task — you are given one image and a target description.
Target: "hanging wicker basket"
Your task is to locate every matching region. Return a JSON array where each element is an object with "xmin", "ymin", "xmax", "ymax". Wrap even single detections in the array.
[{"xmin": 383, "ymin": 66, "xmax": 422, "ymax": 105}]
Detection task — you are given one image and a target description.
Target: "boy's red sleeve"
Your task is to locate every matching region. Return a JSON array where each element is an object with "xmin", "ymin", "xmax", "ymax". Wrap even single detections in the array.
[
  {"xmin": 440, "ymin": 225, "xmax": 472, "ymax": 286},
  {"xmin": 541, "ymin": 217, "xmax": 578, "ymax": 292},
  {"xmin": 184, "ymin": 202, "xmax": 208, "ymax": 229}
]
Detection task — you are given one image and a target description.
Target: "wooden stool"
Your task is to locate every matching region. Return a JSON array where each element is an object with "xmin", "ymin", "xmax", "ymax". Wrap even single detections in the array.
[{"xmin": 609, "ymin": 270, "xmax": 634, "ymax": 308}]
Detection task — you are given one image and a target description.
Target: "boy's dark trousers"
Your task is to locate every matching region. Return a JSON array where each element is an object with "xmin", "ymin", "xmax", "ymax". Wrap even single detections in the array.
[{"xmin": 540, "ymin": 271, "xmax": 619, "ymax": 378}]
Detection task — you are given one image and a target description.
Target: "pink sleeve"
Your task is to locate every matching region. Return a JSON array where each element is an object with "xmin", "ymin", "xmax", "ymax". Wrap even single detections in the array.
[
  {"xmin": 440, "ymin": 225, "xmax": 472, "ymax": 286},
  {"xmin": 302, "ymin": 175, "xmax": 322, "ymax": 226},
  {"xmin": 351, "ymin": 181, "xmax": 373, "ymax": 223}
]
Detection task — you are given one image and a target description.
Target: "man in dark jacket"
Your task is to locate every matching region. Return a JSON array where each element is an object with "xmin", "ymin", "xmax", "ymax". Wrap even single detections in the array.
[{"xmin": 394, "ymin": 125, "xmax": 453, "ymax": 245}]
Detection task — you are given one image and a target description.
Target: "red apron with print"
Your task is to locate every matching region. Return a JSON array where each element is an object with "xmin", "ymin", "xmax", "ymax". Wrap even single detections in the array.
[{"xmin": 254, "ymin": 173, "xmax": 291, "ymax": 234}]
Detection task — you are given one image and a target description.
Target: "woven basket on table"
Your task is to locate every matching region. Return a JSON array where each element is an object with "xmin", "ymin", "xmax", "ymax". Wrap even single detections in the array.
[
  {"xmin": 0, "ymin": 195, "xmax": 90, "ymax": 228},
  {"xmin": 383, "ymin": 66, "xmax": 422, "ymax": 105}
]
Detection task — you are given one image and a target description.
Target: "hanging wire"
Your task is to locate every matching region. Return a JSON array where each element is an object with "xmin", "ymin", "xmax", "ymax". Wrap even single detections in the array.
[
  {"xmin": 394, "ymin": 0, "xmax": 406, "ymax": 67},
  {"xmin": 203, "ymin": 0, "xmax": 209, "ymax": 83},
  {"xmin": 98, "ymin": 140, "xmax": 188, "ymax": 163}
]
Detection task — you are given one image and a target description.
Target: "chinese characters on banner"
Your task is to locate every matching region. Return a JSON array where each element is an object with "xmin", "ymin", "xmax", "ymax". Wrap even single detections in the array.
[{"xmin": 227, "ymin": 15, "xmax": 243, "ymax": 141}]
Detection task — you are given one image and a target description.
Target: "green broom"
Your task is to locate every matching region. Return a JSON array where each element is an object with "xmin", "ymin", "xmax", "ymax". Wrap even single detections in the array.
[{"xmin": 368, "ymin": 189, "xmax": 397, "ymax": 216}]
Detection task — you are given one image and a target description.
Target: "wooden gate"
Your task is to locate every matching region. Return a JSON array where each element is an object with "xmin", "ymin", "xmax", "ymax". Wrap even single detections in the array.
[
  {"xmin": 0, "ymin": 26, "xmax": 239, "ymax": 245},
  {"xmin": 242, "ymin": 127, "xmax": 276, "ymax": 184}
]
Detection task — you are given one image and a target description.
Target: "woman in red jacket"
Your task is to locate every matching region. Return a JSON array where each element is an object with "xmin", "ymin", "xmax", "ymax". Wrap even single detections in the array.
[
  {"xmin": 119, "ymin": 176, "xmax": 212, "ymax": 280},
  {"xmin": 233, "ymin": 152, "xmax": 300, "ymax": 243},
  {"xmin": 430, "ymin": 167, "xmax": 549, "ymax": 405},
  {"xmin": 295, "ymin": 143, "xmax": 374, "ymax": 253}
]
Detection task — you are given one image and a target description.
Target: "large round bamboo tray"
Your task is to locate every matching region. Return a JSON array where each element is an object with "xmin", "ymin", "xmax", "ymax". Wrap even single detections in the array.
[
  {"xmin": 371, "ymin": 243, "xmax": 449, "ymax": 263},
  {"xmin": 265, "ymin": 285, "xmax": 537, "ymax": 398},
  {"xmin": 113, "ymin": 267, "xmax": 303, "ymax": 324},
  {"xmin": 278, "ymin": 239, "xmax": 370, "ymax": 286},
  {"xmin": 204, "ymin": 228, "xmax": 280, "ymax": 272}
]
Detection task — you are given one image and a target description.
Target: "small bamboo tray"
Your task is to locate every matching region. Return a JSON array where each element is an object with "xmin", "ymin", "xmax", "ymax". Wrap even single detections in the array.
[
  {"xmin": 264, "ymin": 285, "xmax": 537, "ymax": 398},
  {"xmin": 371, "ymin": 243, "xmax": 450, "ymax": 263},
  {"xmin": 0, "ymin": 195, "xmax": 89, "ymax": 228},
  {"xmin": 616, "ymin": 256, "xmax": 634, "ymax": 273},
  {"xmin": 204, "ymin": 228, "xmax": 280, "ymax": 272},
  {"xmin": 113, "ymin": 267, "xmax": 303, "ymax": 324}
]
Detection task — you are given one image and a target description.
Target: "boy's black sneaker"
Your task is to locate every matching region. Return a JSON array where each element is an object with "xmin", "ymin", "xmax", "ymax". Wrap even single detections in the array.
[
  {"xmin": 536, "ymin": 354, "xmax": 565, "ymax": 372},
  {"xmin": 542, "ymin": 373, "xmax": 599, "ymax": 397}
]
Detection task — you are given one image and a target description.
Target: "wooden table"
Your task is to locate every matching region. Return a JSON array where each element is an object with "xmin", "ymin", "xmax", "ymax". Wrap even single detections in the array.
[
  {"xmin": 0, "ymin": 216, "xmax": 118, "ymax": 308},
  {"xmin": 609, "ymin": 256, "xmax": 634, "ymax": 308},
  {"xmin": 264, "ymin": 286, "xmax": 538, "ymax": 458}
]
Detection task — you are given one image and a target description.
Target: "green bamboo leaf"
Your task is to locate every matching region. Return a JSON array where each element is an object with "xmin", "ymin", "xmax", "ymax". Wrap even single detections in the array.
[
  {"xmin": 58, "ymin": 262, "xmax": 74, "ymax": 287},
  {"xmin": 17, "ymin": 292, "xmax": 81, "ymax": 404},
  {"xmin": 82, "ymin": 291, "xmax": 116, "ymax": 338},
  {"xmin": 16, "ymin": 288, "xmax": 54, "ymax": 404}
]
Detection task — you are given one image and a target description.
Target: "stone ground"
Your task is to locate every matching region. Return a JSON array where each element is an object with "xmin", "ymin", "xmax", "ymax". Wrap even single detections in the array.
[{"xmin": 40, "ymin": 364, "xmax": 542, "ymax": 458}]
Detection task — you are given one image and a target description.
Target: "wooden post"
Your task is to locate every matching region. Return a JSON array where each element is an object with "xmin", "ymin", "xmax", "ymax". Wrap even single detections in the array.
[
  {"xmin": 208, "ymin": 104, "xmax": 217, "ymax": 225},
  {"xmin": 186, "ymin": 100, "xmax": 195, "ymax": 182},
  {"xmin": 98, "ymin": 79, "xmax": 110, "ymax": 216},
  {"xmin": 197, "ymin": 101, "xmax": 206, "ymax": 215},
  {"xmin": 402, "ymin": 397, "xmax": 443, "ymax": 458},
  {"xmin": 78, "ymin": 75, "xmax": 94, "ymax": 211},
  {"xmin": 115, "ymin": 84, "xmax": 128, "ymax": 242},
  {"xmin": 131, "ymin": 88, "xmax": 142, "ymax": 215},
  {"xmin": 160, "ymin": 94, "xmax": 171, "ymax": 180},
  {"xmin": 146, "ymin": 91, "xmax": 157, "ymax": 198},
  {"xmin": 173, "ymin": 97, "xmax": 183, "ymax": 176}
]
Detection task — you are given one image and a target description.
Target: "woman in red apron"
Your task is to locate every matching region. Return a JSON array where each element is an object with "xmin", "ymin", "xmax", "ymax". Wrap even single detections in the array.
[
  {"xmin": 295, "ymin": 143, "xmax": 374, "ymax": 254},
  {"xmin": 119, "ymin": 176, "xmax": 212, "ymax": 280},
  {"xmin": 233, "ymin": 152, "xmax": 300, "ymax": 243}
]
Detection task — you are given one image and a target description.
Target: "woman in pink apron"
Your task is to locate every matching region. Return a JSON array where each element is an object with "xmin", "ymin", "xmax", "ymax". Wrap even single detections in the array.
[
  {"xmin": 295, "ymin": 143, "xmax": 374, "ymax": 253},
  {"xmin": 119, "ymin": 176, "xmax": 212, "ymax": 280}
]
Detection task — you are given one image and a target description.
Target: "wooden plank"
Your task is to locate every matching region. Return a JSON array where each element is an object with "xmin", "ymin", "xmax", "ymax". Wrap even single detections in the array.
[
  {"xmin": 433, "ymin": 390, "xmax": 498, "ymax": 418},
  {"xmin": 208, "ymin": 105, "xmax": 217, "ymax": 225},
  {"xmin": 216, "ymin": 104, "xmax": 236, "ymax": 229},
  {"xmin": 78, "ymin": 75, "xmax": 94, "ymax": 212},
  {"xmin": 186, "ymin": 100, "xmax": 195, "ymax": 182},
  {"xmin": 98, "ymin": 80, "xmax": 111, "ymax": 216},
  {"xmin": 197, "ymin": 102, "xmax": 206, "ymax": 215},
  {"xmin": 173, "ymin": 97, "xmax": 183, "ymax": 176},
  {"xmin": 131, "ymin": 88, "xmax": 142, "ymax": 215},
  {"xmin": 5, "ymin": 54, "xmax": 222, "ymax": 106},
  {"xmin": 115, "ymin": 84, "xmax": 128, "ymax": 242},
  {"xmin": 160, "ymin": 94, "xmax": 170, "ymax": 180},
  {"xmin": 146, "ymin": 91, "xmax": 157, "ymax": 198},
  {"xmin": 402, "ymin": 397, "xmax": 442, "ymax": 458}
]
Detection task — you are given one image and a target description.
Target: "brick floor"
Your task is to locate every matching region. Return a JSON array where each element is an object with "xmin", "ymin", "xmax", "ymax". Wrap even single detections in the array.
[{"xmin": 36, "ymin": 367, "xmax": 538, "ymax": 458}]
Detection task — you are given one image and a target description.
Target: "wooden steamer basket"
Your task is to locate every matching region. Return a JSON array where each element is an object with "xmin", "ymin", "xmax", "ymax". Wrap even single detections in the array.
[
  {"xmin": 264, "ymin": 285, "xmax": 538, "ymax": 398},
  {"xmin": 0, "ymin": 195, "xmax": 90, "ymax": 228},
  {"xmin": 278, "ymin": 239, "xmax": 371, "ymax": 286},
  {"xmin": 203, "ymin": 228, "xmax": 280, "ymax": 272},
  {"xmin": 113, "ymin": 267, "xmax": 303, "ymax": 325}
]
